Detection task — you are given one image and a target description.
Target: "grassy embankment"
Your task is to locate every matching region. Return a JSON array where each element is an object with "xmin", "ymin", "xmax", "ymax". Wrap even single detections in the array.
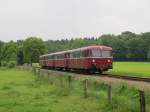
[
  {"xmin": 0, "ymin": 68, "xmax": 150, "ymax": 112},
  {"xmin": 106, "ymin": 62, "xmax": 150, "ymax": 78}
]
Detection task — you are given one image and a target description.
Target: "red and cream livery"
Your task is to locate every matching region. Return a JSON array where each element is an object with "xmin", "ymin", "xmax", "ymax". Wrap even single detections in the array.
[{"xmin": 40, "ymin": 45, "xmax": 113, "ymax": 73}]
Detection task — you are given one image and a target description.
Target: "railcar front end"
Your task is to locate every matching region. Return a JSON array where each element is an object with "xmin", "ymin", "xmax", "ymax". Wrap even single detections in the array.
[{"xmin": 88, "ymin": 48, "xmax": 113, "ymax": 73}]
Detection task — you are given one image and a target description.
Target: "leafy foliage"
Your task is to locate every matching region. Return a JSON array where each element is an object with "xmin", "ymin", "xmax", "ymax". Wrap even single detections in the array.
[
  {"xmin": 0, "ymin": 31, "xmax": 150, "ymax": 67},
  {"xmin": 7, "ymin": 61, "xmax": 16, "ymax": 68},
  {"xmin": 23, "ymin": 37, "xmax": 46, "ymax": 64},
  {"xmin": 0, "ymin": 41, "xmax": 17, "ymax": 66},
  {"xmin": 45, "ymin": 32, "xmax": 150, "ymax": 61},
  {"xmin": 147, "ymin": 46, "xmax": 150, "ymax": 61}
]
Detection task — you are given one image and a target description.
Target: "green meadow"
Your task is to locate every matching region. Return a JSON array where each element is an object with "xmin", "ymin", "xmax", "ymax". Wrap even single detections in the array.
[
  {"xmin": 0, "ymin": 68, "xmax": 150, "ymax": 112},
  {"xmin": 106, "ymin": 62, "xmax": 150, "ymax": 78}
]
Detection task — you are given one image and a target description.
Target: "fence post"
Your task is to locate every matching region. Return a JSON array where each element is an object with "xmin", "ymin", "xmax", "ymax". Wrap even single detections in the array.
[
  {"xmin": 33, "ymin": 67, "xmax": 36, "ymax": 75},
  {"xmin": 37, "ymin": 68, "xmax": 41, "ymax": 80},
  {"xmin": 139, "ymin": 90, "xmax": 146, "ymax": 112},
  {"xmin": 68, "ymin": 76, "xmax": 72, "ymax": 88},
  {"xmin": 47, "ymin": 72, "xmax": 53, "ymax": 84},
  {"xmin": 38, "ymin": 68, "xmax": 40, "ymax": 75},
  {"xmin": 47, "ymin": 72, "xmax": 50, "ymax": 81},
  {"xmin": 83, "ymin": 79, "xmax": 88, "ymax": 98},
  {"xmin": 107, "ymin": 85, "xmax": 112, "ymax": 104},
  {"xmin": 60, "ymin": 76, "xmax": 63, "ymax": 87}
]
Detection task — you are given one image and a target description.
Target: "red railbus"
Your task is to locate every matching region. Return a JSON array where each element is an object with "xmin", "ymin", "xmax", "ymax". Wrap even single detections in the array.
[{"xmin": 40, "ymin": 45, "xmax": 113, "ymax": 73}]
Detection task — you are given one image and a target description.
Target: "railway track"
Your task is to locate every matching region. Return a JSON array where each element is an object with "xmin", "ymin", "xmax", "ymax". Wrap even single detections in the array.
[
  {"xmin": 38, "ymin": 68, "xmax": 150, "ymax": 83},
  {"xmin": 103, "ymin": 74, "xmax": 150, "ymax": 83}
]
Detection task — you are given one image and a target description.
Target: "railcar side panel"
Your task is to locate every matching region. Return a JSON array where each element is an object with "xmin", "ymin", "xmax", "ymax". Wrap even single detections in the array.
[{"xmin": 40, "ymin": 45, "xmax": 113, "ymax": 73}]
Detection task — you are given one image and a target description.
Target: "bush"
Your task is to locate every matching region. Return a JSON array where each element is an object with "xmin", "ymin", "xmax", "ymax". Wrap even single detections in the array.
[
  {"xmin": 1, "ymin": 61, "xmax": 8, "ymax": 67},
  {"xmin": 8, "ymin": 61, "xmax": 16, "ymax": 68}
]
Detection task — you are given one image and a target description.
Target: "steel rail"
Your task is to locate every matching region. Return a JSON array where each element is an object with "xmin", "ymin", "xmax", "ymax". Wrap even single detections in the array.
[{"xmin": 103, "ymin": 74, "xmax": 150, "ymax": 83}]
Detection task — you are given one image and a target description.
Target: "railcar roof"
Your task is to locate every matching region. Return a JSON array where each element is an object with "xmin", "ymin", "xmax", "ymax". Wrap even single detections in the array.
[{"xmin": 40, "ymin": 45, "xmax": 112, "ymax": 57}]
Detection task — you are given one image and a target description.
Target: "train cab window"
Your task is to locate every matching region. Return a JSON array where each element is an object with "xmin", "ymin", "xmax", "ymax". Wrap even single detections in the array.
[
  {"xmin": 60, "ymin": 54, "xmax": 64, "ymax": 59},
  {"xmin": 72, "ymin": 52, "xmax": 76, "ymax": 58},
  {"xmin": 70, "ymin": 53, "xmax": 73, "ymax": 58},
  {"xmin": 92, "ymin": 50, "xmax": 102, "ymax": 57},
  {"xmin": 52, "ymin": 56, "xmax": 54, "ymax": 59},
  {"xmin": 101, "ymin": 51, "xmax": 112, "ymax": 57},
  {"xmin": 82, "ymin": 50, "xmax": 90, "ymax": 57},
  {"xmin": 44, "ymin": 56, "xmax": 47, "ymax": 60},
  {"xmin": 77, "ymin": 51, "xmax": 82, "ymax": 58},
  {"xmin": 48, "ymin": 55, "xmax": 51, "ymax": 59},
  {"xmin": 53, "ymin": 55, "xmax": 56, "ymax": 60},
  {"xmin": 65, "ymin": 53, "xmax": 70, "ymax": 58},
  {"xmin": 73, "ymin": 51, "xmax": 81, "ymax": 58}
]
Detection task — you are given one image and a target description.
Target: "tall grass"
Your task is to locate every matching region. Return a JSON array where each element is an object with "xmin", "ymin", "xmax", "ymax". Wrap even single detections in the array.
[{"xmin": 0, "ymin": 68, "xmax": 150, "ymax": 112}]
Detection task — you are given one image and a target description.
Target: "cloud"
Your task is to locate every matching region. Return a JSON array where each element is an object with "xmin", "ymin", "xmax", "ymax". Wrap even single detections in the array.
[{"xmin": 0, "ymin": 0, "xmax": 149, "ymax": 41}]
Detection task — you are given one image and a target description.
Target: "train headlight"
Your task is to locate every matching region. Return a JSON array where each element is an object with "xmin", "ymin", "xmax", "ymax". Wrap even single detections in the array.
[
  {"xmin": 108, "ymin": 60, "xmax": 111, "ymax": 62},
  {"xmin": 92, "ymin": 59, "xmax": 95, "ymax": 63}
]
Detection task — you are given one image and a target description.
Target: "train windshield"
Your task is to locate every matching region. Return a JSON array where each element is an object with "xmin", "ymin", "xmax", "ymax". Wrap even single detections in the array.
[
  {"xmin": 92, "ymin": 50, "xmax": 111, "ymax": 57},
  {"xmin": 101, "ymin": 51, "xmax": 112, "ymax": 57},
  {"xmin": 92, "ymin": 50, "xmax": 101, "ymax": 57}
]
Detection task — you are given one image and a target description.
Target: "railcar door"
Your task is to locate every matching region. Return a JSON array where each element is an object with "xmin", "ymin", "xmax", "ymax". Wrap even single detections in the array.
[{"xmin": 64, "ymin": 53, "xmax": 69, "ymax": 68}]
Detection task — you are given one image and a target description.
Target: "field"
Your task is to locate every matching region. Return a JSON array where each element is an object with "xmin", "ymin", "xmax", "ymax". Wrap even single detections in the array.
[
  {"xmin": 105, "ymin": 62, "xmax": 150, "ymax": 78},
  {"xmin": 0, "ymin": 68, "xmax": 150, "ymax": 112}
]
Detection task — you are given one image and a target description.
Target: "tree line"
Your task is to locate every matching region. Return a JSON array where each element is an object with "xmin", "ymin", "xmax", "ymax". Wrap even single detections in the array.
[
  {"xmin": 0, "ymin": 37, "xmax": 45, "ymax": 67},
  {"xmin": 45, "ymin": 31, "xmax": 150, "ymax": 61},
  {"xmin": 0, "ymin": 31, "xmax": 150, "ymax": 66}
]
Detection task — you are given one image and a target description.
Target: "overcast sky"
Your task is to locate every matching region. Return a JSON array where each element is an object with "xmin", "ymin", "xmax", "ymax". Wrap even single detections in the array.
[{"xmin": 0, "ymin": 0, "xmax": 150, "ymax": 42}]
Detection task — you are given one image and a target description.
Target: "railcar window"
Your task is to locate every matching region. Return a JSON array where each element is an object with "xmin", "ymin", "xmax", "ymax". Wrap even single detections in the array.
[
  {"xmin": 101, "ymin": 51, "xmax": 112, "ymax": 57},
  {"xmin": 72, "ymin": 52, "xmax": 75, "ymax": 58},
  {"xmin": 53, "ymin": 55, "xmax": 56, "ymax": 60},
  {"xmin": 65, "ymin": 53, "xmax": 70, "ymax": 58},
  {"xmin": 61, "ymin": 54, "xmax": 64, "ymax": 59},
  {"xmin": 51, "ymin": 55, "xmax": 54, "ymax": 59},
  {"xmin": 82, "ymin": 50, "xmax": 90, "ymax": 57},
  {"xmin": 70, "ymin": 53, "xmax": 73, "ymax": 58},
  {"xmin": 92, "ymin": 50, "xmax": 102, "ymax": 57},
  {"xmin": 72, "ymin": 51, "xmax": 81, "ymax": 58},
  {"xmin": 48, "ymin": 56, "xmax": 51, "ymax": 59}
]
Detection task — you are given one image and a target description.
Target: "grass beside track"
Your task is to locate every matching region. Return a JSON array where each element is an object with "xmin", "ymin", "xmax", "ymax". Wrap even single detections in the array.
[
  {"xmin": 105, "ymin": 62, "xmax": 150, "ymax": 78},
  {"xmin": 0, "ymin": 68, "xmax": 150, "ymax": 112}
]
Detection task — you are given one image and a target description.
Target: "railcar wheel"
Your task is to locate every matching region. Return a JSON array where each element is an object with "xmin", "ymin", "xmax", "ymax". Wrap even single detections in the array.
[
  {"xmin": 98, "ymin": 69, "xmax": 102, "ymax": 74},
  {"xmin": 89, "ymin": 69, "xmax": 95, "ymax": 74},
  {"xmin": 42, "ymin": 66, "xmax": 46, "ymax": 69},
  {"xmin": 65, "ymin": 68, "xmax": 70, "ymax": 71}
]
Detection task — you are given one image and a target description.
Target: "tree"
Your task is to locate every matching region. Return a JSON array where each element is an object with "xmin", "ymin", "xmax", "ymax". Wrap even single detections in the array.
[
  {"xmin": 17, "ymin": 45, "xmax": 24, "ymax": 65},
  {"xmin": 16, "ymin": 40, "xmax": 24, "ymax": 65},
  {"xmin": 121, "ymin": 31, "xmax": 137, "ymax": 39},
  {"xmin": 126, "ymin": 37, "xmax": 147, "ymax": 61},
  {"xmin": 111, "ymin": 37, "xmax": 127, "ymax": 61},
  {"xmin": 98, "ymin": 34, "xmax": 113, "ymax": 46},
  {"xmin": 23, "ymin": 37, "xmax": 46, "ymax": 65},
  {"xmin": 0, "ymin": 41, "xmax": 4, "ymax": 66},
  {"xmin": 1, "ymin": 41, "xmax": 17, "ymax": 62},
  {"xmin": 141, "ymin": 32, "xmax": 150, "ymax": 56},
  {"xmin": 147, "ymin": 46, "xmax": 150, "ymax": 61}
]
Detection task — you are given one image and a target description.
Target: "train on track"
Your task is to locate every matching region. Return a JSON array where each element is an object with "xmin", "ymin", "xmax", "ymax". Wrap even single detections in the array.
[{"xmin": 40, "ymin": 45, "xmax": 113, "ymax": 73}]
